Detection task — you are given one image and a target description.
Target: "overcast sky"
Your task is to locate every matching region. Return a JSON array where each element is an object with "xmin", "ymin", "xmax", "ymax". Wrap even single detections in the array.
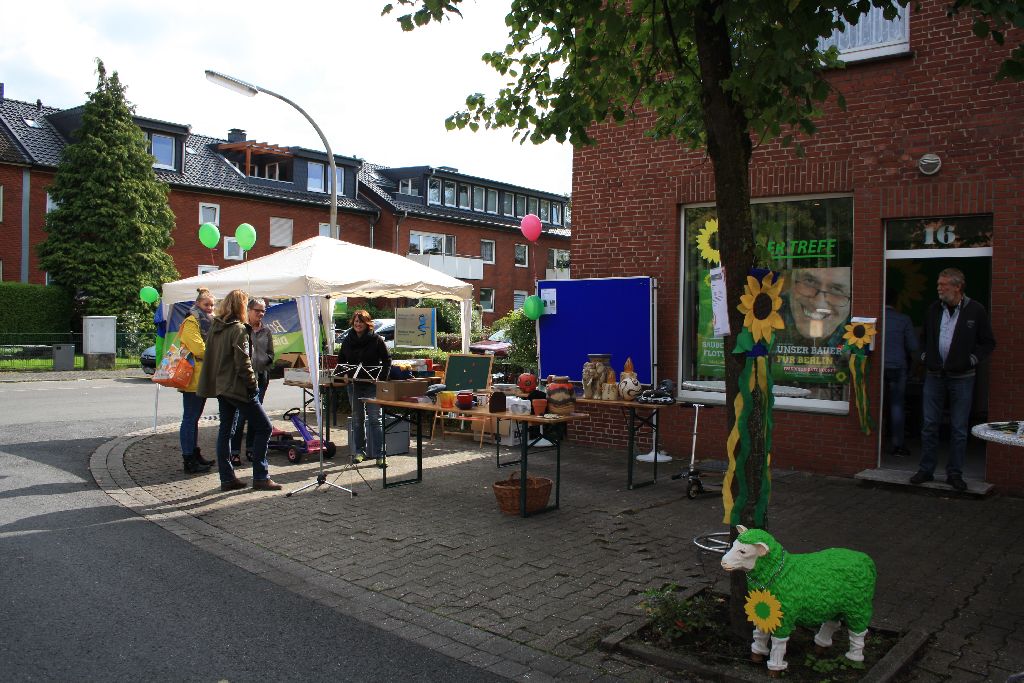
[{"xmin": 0, "ymin": 0, "xmax": 573, "ymax": 195}]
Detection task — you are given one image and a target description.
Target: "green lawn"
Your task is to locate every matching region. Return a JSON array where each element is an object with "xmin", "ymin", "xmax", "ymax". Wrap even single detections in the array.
[{"xmin": 0, "ymin": 355, "xmax": 142, "ymax": 372}]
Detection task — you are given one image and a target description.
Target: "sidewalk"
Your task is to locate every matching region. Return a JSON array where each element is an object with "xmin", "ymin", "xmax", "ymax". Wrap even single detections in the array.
[
  {"xmin": 0, "ymin": 368, "xmax": 146, "ymax": 383},
  {"xmin": 94, "ymin": 417, "xmax": 1024, "ymax": 681}
]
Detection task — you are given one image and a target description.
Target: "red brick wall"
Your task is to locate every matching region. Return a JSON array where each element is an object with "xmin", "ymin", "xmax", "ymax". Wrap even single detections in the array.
[
  {"xmin": 0, "ymin": 163, "xmax": 25, "ymax": 282},
  {"xmin": 569, "ymin": 2, "xmax": 1024, "ymax": 492}
]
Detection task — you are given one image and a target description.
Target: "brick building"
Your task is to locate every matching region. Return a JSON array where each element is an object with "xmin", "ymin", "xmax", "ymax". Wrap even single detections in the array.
[
  {"xmin": 567, "ymin": 2, "xmax": 1024, "ymax": 492},
  {"xmin": 0, "ymin": 88, "xmax": 569, "ymax": 325}
]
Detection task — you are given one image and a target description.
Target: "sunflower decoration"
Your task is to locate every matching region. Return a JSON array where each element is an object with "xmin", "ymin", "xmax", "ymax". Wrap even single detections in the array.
[
  {"xmin": 696, "ymin": 219, "xmax": 721, "ymax": 265},
  {"xmin": 723, "ymin": 269, "xmax": 782, "ymax": 528},
  {"xmin": 842, "ymin": 322, "xmax": 877, "ymax": 435},
  {"xmin": 842, "ymin": 321, "xmax": 877, "ymax": 349},
  {"xmin": 737, "ymin": 273, "xmax": 785, "ymax": 345},
  {"xmin": 745, "ymin": 589, "xmax": 784, "ymax": 634}
]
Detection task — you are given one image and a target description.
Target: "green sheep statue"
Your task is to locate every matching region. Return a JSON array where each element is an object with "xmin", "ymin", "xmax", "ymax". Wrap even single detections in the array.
[{"xmin": 721, "ymin": 525, "xmax": 877, "ymax": 675}]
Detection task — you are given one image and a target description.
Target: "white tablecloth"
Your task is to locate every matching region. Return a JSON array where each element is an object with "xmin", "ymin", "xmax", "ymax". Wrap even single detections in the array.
[{"xmin": 971, "ymin": 422, "xmax": 1024, "ymax": 447}]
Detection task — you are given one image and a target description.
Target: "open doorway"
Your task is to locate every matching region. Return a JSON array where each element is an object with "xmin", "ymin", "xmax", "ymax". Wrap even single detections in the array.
[{"xmin": 880, "ymin": 225, "xmax": 992, "ymax": 480}]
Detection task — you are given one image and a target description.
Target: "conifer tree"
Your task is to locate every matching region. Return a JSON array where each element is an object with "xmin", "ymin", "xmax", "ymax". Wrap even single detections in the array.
[{"xmin": 38, "ymin": 59, "xmax": 178, "ymax": 338}]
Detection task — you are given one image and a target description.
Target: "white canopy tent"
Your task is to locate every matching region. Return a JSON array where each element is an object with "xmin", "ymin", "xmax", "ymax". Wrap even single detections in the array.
[{"xmin": 161, "ymin": 236, "xmax": 474, "ymax": 433}]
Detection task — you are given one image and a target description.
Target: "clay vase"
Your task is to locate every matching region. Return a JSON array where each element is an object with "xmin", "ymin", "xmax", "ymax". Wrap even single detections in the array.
[
  {"xmin": 546, "ymin": 375, "xmax": 576, "ymax": 415},
  {"xmin": 618, "ymin": 373, "xmax": 641, "ymax": 401},
  {"xmin": 587, "ymin": 354, "xmax": 612, "ymax": 399},
  {"xmin": 581, "ymin": 362, "xmax": 598, "ymax": 399},
  {"xmin": 601, "ymin": 383, "xmax": 619, "ymax": 401}
]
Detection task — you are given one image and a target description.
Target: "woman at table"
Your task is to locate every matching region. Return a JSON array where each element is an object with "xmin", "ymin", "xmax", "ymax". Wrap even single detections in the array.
[
  {"xmin": 179, "ymin": 287, "xmax": 215, "ymax": 474},
  {"xmin": 339, "ymin": 309, "xmax": 391, "ymax": 464},
  {"xmin": 198, "ymin": 289, "xmax": 279, "ymax": 491}
]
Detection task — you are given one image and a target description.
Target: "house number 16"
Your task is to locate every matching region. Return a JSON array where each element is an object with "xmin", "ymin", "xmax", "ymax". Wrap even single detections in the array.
[{"xmin": 923, "ymin": 223, "xmax": 956, "ymax": 245}]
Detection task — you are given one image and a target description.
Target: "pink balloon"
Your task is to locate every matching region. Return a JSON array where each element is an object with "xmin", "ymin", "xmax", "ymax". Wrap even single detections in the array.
[{"xmin": 520, "ymin": 213, "xmax": 542, "ymax": 242}]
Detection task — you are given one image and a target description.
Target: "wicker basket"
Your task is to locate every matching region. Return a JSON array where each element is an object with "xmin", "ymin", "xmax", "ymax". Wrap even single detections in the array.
[{"xmin": 492, "ymin": 471, "xmax": 553, "ymax": 515}]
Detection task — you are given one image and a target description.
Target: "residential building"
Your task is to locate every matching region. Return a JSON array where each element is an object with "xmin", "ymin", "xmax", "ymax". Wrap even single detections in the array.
[
  {"xmin": 0, "ymin": 87, "xmax": 570, "ymax": 325},
  {"xmin": 568, "ymin": 2, "xmax": 1023, "ymax": 492}
]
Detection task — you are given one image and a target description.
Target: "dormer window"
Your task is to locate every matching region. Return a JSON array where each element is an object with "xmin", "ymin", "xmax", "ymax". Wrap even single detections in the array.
[
  {"xmin": 458, "ymin": 183, "xmax": 471, "ymax": 209},
  {"xmin": 148, "ymin": 133, "xmax": 175, "ymax": 169},
  {"xmin": 502, "ymin": 193, "xmax": 514, "ymax": 216},
  {"xmin": 539, "ymin": 200, "xmax": 550, "ymax": 223},
  {"xmin": 399, "ymin": 178, "xmax": 419, "ymax": 196},
  {"xmin": 428, "ymin": 178, "xmax": 441, "ymax": 205},
  {"xmin": 486, "ymin": 188, "xmax": 498, "ymax": 214},
  {"xmin": 472, "ymin": 186, "xmax": 485, "ymax": 211},
  {"xmin": 551, "ymin": 203, "xmax": 563, "ymax": 226},
  {"xmin": 528, "ymin": 197, "xmax": 539, "ymax": 216},
  {"xmin": 443, "ymin": 180, "xmax": 457, "ymax": 206},
  {"xmin": 307, "ymin": 161, "xmax": 325, "ymax": 192},
  {"xmin": 515, "ymin": 195, "xmax": 526, "ymax": 217}
]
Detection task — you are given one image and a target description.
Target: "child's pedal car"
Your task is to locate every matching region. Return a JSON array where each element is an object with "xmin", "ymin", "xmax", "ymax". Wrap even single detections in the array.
[{"xmin": 267, "ymin": 408, "xmax": 337, "ymax": 464}]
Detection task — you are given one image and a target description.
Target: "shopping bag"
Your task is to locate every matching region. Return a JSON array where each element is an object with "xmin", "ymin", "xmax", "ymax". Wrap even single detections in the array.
[{"xmin": 152, "ymin": 344, "xmax": 195, "ymax": 389}]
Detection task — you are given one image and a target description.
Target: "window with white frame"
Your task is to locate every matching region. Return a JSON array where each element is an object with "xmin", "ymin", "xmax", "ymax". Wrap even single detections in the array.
[
  {"xmin": 480, "ymin": 239, "xmax": 495, "ymax": 264},
  {"xmin": 551, "ymin": 203, "xmax": 563, "ymax": 225},
  {"xmin": 819, "ymin": 4, "xmax": 909, "ymax": 62},
  {"xmin": 199, "ymin": 203, "xmax": 219, "ymax": 226},
  {"xmin": 443, "ymin": 180, "xmax": 457, "ymax": 205},
  {"xmin": 513, "ymin": 290, "xmax": 527, "ymax": 310},
  {"xmin": 307, "ymin": 161, "xmax": 325, "ymax": 192},
  {"xmin": 547, "ymin": 248, "xmax": 570, "ymax": 271},
  {"xmin": 224, "ymin": 237, "xmax": 243, "ymax": 260},
  {"xmin": 502, "ymin": 193, "xmax": 514, "ymax": 216},
  {"xmin": 45, "ymin": 272, "xmax": 53, "ymax": 286},
  {"xmin": 480, "ymin": 288, "xmax": 495, "ymax": 312},
  {"xmin": 514, "ymin": 243, "xmax": 528, "ymax": 267},
  {"xmin": 148, "ymin": 133, "xmax": 175, "ymax": 169},
  {"xmin": 46, "ymin": 193, "xmax": 57, "ymax": 213},
  {"xmin": 331, "ymin": 167, "xmax": 345, "ymax": 196},
  {"xmin": 539, "ymin": 200, "xmax": 550, "ymax": 222},
  {"xmin": 198, "ymin": 264, "xmax": 219, "ymax": 276},
  {"xmin": 515, "ymin": 194, "xmax": 527, "ymax": 217},
  {"xmin": 486, "ymin": 188, "xmax": 498, "ymax": 214},
  {"xmin": 399, "ymin": 178, "xmax": 419, "ymax": 196},
  {"xmin": 0, "ymin": 185, "xmax": 4, "ymax": 222},
  {"xmin": 458, "ymin": 183, "xmax": 471, "ymax": 209},
  {"xmin": 409, "ymin": 231, "xmax": 455, "ymax": 256},
  {"xmin": 528, "ymin": 197, "xmax": 539, "ymax": 216},
  {"xmin": 319, "ymin": 222, "xmax": 332, "ymax": 237},
  {"xmin": 269, "ymin": 217, "xmax": 294, "ymax": 247},
  {"xmin": 427, "ymin": 178, "xmax": 441, "ymax": 205},
  {"xmin": 472, "ymin": 186, "xmax": 485, "ymax": 211}
]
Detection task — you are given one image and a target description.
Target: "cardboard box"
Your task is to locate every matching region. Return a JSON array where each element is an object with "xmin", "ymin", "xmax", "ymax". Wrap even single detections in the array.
[
  {"xmin": 376, "ymin": 379, "xmax": 431, "ymax": 401},
  {"xmin": 278, "ymin": 352, "xmax": 308, "ymax": 368}
]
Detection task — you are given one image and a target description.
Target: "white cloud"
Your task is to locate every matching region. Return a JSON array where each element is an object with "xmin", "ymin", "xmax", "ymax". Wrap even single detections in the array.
[{"xmin": 0, "ymin": 0, "xmax": 572, "ymax": 195}]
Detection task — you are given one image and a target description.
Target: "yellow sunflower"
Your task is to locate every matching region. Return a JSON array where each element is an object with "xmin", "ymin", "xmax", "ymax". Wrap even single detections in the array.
[
  {"xmin": 696, "ymin": 219, "xmax": 721, "ymax": 265},
  {"xmin": 745, "ymin": 589, "xmax": 784, "ymax": 633},
  {"xmin": 737, "ymin": 273, "xmax": 785, "ymax": 343},
  {"xmin": 842, "ymin": 321, "xmax": 877, "ymax": 349}
]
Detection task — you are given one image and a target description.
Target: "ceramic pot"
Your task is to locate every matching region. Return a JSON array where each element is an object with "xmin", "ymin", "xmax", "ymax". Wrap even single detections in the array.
[
  {"xmin": 456, "ymin": 391, "xmax": 474, "ymax": 409},
  {"xmin": 546, "ymin": 375, "xmax": 576, "ymax": 415},
  {"xmin": 618, "ymin": 373, "xmax": 641, "ymax": 401},
  {"xmin": 585, "ymin": 354, "xmax": 612, "ymax": 400},
  {"xmin": 601, "ymin": 383, "xmax": 619, "ymax": 401}
]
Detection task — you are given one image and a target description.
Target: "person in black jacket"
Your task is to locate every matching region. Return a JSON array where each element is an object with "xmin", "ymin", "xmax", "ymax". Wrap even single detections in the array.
[
  {"xmin": 911, "ymin": 268, "xmax": 996, "ymax": 491},
  {"xmin": 339, "ymin": 310, "xmax": 391, "ymax": 464}
]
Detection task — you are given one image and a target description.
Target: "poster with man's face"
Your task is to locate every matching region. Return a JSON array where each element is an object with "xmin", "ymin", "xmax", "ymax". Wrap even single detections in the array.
[{"xmin": 685, "ymin": 198, "xmax": 854, "ymax": 389}]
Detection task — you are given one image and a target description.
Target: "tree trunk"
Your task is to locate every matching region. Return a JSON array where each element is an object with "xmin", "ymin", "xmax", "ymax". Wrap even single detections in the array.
[{"xmin": 692, "ymin": 0, "xmax": 760, "ymax": 640}]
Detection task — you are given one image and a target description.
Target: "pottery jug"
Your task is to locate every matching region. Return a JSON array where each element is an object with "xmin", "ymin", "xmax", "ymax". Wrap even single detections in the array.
[{"xmin": 546, "ymin": 375, "xmax": 575, "ymax": 415}]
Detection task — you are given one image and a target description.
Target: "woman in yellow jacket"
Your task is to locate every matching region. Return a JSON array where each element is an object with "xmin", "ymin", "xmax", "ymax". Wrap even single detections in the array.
[{"xmin": 179, "ymin": 287, "xmax": 215, "ymax": 473}]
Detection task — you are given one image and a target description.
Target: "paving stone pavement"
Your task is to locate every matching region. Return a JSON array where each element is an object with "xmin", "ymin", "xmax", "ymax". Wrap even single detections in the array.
[{"xmin": 92, "ymin": 414, "xmax": 1024, "ymax": 681}]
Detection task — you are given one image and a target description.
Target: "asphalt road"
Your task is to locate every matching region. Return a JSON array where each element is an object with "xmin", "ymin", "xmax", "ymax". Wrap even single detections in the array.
[{"xmin": 0, "ymin": 377, "xmax": 501, "ymax": 682}]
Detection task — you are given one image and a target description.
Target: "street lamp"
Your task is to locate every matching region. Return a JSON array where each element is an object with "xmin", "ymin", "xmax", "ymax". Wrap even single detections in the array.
[{"xmin": 205, "ymin": 70, "xmax": 338, "ymax": 238}]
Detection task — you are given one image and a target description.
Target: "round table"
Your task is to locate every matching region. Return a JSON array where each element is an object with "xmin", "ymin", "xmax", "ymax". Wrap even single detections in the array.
[{"xmin": 971, "ymin": 421, "xmax": 1024, "ymax": 448}]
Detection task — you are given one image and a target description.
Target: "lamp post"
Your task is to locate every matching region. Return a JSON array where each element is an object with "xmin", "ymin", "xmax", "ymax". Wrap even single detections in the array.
[{"xmin": 205, "ymin": 70, "xmax": 337, "ymax": 238}]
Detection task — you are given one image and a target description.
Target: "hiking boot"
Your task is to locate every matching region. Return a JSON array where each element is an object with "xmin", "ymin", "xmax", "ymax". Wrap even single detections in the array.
[
  {"xmin": 252, "ymin": 479, "xmax": 283, "ymax": 491},
  {"xmin": 193, "ymin": 447, "xmax": 213, "ymax": 466},
  {"xmin": 909, "ymin": 471, "xmax": 933, "ymax": 485},
  {"xmin": 220, "ymin": 478, "xmax": 247, "ymax": 492},
  {"xmin": 946, "ymin": 474, "xmax": 967, "ymax": 492},
  {"xmin": 183, "ymin": 457, "xmax": 211, "ymax": 474}
]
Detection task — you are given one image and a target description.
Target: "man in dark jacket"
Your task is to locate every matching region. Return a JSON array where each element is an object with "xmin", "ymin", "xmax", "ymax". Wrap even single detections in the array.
[{"xmin": 910, "ymin": 268, "xmax": 995, "ymax": 491}]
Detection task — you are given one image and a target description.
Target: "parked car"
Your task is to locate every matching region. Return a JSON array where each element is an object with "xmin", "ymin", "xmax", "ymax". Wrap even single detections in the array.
[
  {"xmin": 470, "ymin": 329, "xmax": 512, "ymax": 357},
  {"xmin": 141, "ymin": 345, "xmax": 156, "ymax": 374},
  {"xmin": 334, "ymin": 318, "xmax": 396, "ymax": 350}
]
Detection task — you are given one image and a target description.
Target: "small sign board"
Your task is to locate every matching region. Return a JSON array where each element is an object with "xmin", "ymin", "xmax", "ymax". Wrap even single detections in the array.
[{"xmin": 396, "ymin": 307, "xmax": 436, "ymax": 349}]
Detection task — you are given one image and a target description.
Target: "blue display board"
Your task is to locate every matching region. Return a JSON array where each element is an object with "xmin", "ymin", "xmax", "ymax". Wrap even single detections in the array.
[{"xmin": 537, "ymin": 277, "xmax": 656, "ymax": 385}]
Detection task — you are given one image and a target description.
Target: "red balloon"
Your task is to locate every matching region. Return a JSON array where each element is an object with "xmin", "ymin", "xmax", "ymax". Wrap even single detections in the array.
[{"xmin": 520, "ymin": 213, "xmax": 542, "ymax": 242}]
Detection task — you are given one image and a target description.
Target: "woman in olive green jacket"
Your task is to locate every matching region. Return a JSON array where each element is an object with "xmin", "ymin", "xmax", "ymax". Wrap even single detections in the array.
[
  {"xmin": 179, "ymin": 287, "xmax": 215, "ymax": 473},
  {"xmin": 198, "ymin": 289, "xmax": 280, "ymax": 492}
]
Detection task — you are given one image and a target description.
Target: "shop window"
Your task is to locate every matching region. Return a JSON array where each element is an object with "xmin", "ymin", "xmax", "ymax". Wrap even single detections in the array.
[
  {"xmin": 480, "ymin": 239, "xmax": 495, "ymax": 264},
  {"xmin": 514, "ymin": 243, "xmax": 528, "ymax": 267},
  {"xmin": 819, "ymin": 4, "xmax": 909, "ymax": 62},
  {"xmin": 680, "ymin": 196, "xmax": 854, "ymax": 409},
  {"xmin": 480, "ymin": 288, "xmax": 495, "ymax": 312}
]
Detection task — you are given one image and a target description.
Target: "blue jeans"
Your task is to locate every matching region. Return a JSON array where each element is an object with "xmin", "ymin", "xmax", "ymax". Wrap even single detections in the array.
[
  {"xmin": 179, "ymin": 391, "xmax": 207, "ymax": 458},
  {"xmin": 884, "ymin": 367, "xmax": 908, "ymax": 449},
  {"xmin": 230, "ymin": 372, "xmax": 269, "ymax": 455},
  {"xmin": 919, "ymin": 372, "xmax": 975, "ymax": 477},
  {"xmin": 349, "ymin": 383, "xmax": 382, "ymax": 458},
  {"xmin": 217, "ymin": 396, "xmax": 272, "ymax": 483}
]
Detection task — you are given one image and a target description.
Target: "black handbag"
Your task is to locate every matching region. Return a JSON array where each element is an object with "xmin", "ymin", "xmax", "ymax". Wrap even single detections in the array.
[{"xmin": 489, "ymin": 391, "xmax": 507, "ymax": 413}]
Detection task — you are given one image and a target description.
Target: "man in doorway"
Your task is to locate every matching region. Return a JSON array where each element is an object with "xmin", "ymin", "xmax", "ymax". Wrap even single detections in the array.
[
  {"xmin": 911, "ymin": 268, "xmax": 995, "ymax": 491},
  {"xmin": 884, "ymin": 289, "xmax": 918, "ymax": 457}
]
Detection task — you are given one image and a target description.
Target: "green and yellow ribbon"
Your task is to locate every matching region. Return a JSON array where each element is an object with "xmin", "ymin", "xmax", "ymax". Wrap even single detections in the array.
[{"xmin": 841, "ymin": 322, "xmax": 877, "ymax": 435}]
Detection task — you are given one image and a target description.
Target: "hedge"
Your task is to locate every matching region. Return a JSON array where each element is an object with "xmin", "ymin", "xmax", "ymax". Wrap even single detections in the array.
[{"xmin": 0, "ymin": 283, "xmax": 73, "ymax": 333}]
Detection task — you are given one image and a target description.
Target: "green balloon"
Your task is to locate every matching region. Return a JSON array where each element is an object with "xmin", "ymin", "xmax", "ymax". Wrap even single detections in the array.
[
  {"xmin": 523, "ymin": 295, "xmax": 544, "ymax": 320},
  {"xmin": 198, "ymin": 222, "xmax": 220, "ymax": 249},
  {"xmin": 235, "ymin": 223, "xmax": 257, "ymax": 251},
  {"xmin": 139, "ymin": 286, "xmax": 159, "ymax": 304}
]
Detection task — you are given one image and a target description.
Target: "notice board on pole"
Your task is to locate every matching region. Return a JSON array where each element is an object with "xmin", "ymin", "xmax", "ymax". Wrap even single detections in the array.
[{"xmin": 537, "ymin": 277, "xmax": 656, "ymax": 385}]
